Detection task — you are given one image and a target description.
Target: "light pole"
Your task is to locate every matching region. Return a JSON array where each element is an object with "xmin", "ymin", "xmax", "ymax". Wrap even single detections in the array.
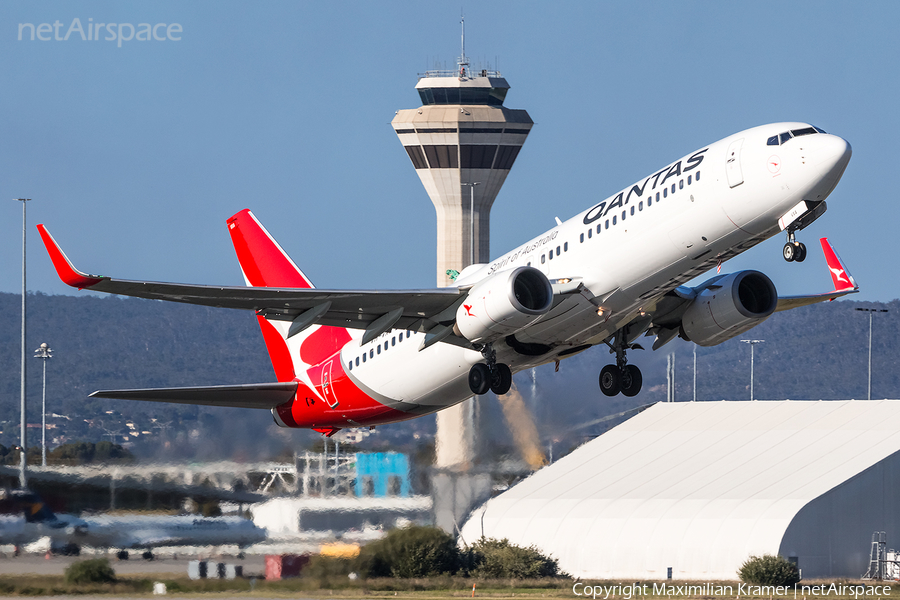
[
  {"xmin": 740, "ymin": 340, "xmax": 765, "ymax": 401},
  {"xmin": 693, "ymin": 346, "xmax": 697, "ymax": 402},
  {"xmin": 461, "ymin": 182, "xmax": 480, "ymax": 265},
  {"xmin": 17, "ymin": 198, "xmax": 31, "ymax": 487},
  {"xmin": 855, "ymin": 308, "xmax": 889, "ymax": 400},
  {"xmin": 34, "ymin": 343, "xmax": 53, "ymax": 467}
]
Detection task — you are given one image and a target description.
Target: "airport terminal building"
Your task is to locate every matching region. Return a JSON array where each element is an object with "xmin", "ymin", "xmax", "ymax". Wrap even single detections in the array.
[{"xmin": 461, "ymin": 400, "xmax": 900, "ymax": 580}]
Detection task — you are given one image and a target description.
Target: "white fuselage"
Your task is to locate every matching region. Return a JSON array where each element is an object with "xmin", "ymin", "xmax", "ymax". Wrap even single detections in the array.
[{"xmin": 331, "ymin": 123, "xmax": 850, "ymax": 417}]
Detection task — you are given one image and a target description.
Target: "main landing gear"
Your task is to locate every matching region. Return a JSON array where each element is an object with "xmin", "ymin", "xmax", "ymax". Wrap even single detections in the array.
[
  {"xmin": 468, "ymin": 344, "xmax": 513, "ymax": 396},
  {"xmin": 599, "ymin": 331, "xmax": 643, "ymax": 397},
  {"xmin": 782, "ymin": 230, "xmax": 807, "ymax": 263}
]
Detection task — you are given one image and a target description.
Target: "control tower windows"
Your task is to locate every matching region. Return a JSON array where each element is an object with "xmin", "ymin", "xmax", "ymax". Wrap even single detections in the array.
[
  {"xmin": 460, "ymin": 145, "xmax": 495, "ymax": 169},
  {"xmin": 418, "ymin": 87, "xmax": 508, "ymax": 106},
  {"xmin": 423, "ymin": 145, "xmax": 458, "ymax": 169},
  {"xmin": 404, "ymin": 146, "xmax": 428, "ymax": 169}
]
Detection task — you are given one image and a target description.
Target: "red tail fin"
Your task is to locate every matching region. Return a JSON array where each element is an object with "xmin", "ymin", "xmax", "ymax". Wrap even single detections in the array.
[
  {"xmin": 820, "ymin": 237, "xmax": 857, "ymax": 292},
  {"xmin": 226, "ymin": 210, "xmax": 350, "ymax": 383},
  {"xmin": 227, "ymin": 209, "xmax": 314, "ymax": 288}
]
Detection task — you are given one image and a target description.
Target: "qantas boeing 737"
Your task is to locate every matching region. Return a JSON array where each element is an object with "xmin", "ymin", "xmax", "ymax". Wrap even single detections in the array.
[{"xmin": 39, "ymin": 122, "xmax": 856, "ymax": 436}]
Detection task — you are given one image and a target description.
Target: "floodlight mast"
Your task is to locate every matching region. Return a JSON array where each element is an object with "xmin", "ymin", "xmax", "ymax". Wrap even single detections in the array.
[
  {"xmin": 34, "ymin": 343, "xmax": 53, "ymax": 467},
  {"xmin": 855, "ymin": 308, "xmax": 889, "ymax": 400},
  {"xmin": 740, "ymin": 340, "xmax": 765, "ymax": 401},
  {"xmin": 16, "ymin": 198, "xmax": 30, "ymax": 488}
]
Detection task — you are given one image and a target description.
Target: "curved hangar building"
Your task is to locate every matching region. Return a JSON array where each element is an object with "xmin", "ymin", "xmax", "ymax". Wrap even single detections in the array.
[{"xmin": 460, "ymin": 400, "xmax": 900, "ymax": 580}]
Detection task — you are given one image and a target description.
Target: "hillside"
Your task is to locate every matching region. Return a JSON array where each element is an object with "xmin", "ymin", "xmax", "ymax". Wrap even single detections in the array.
[{"xmin": 0, "ymin": 292, "xmax": 897, "ymax": 461}]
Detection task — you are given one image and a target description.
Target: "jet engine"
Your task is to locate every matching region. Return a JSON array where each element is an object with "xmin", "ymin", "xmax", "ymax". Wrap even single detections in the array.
[
  {"xmin": 456, "ymin": 267, "xmax": 554, "ymax": 344},
  {"xmin": 681, "ymin": 270, "xmax": 777, "ymax": 346}
]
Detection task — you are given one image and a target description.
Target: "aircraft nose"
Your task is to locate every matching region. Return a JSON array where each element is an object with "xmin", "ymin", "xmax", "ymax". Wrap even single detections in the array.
[{"xmin": 811, "ymin": 134, "xmax": 852, "ymax": 178}]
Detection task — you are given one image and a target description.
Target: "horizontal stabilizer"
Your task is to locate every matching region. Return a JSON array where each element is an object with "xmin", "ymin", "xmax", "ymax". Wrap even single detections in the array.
[{"xmin": 89, "ymin": 382, "xmax": 298, "ymax": 409}]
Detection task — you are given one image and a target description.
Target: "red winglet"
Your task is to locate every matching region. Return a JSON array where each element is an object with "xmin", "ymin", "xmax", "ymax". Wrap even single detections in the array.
[
  {"xmin": 36, "ymin": 225, "xmax": 105, "ymax": 289},
  {"xmin": 820, "ymin": 237, "xmax": 857, "ymax": 292}
]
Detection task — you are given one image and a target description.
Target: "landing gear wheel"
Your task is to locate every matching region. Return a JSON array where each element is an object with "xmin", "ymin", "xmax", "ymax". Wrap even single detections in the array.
[
  {"xmin": 783, "ymin": 242, "xmax": 796, "ymax": 262},
  {"xmin": 490, "ymin": 363, "xmax": 512, "ymax": 395},
  {"xmin": 599, "ymin": 364, "xmax": 621, "ymax": 397},
  {"xmin": 795, "ymin": 242, "xmax": 807, "ymax": 262},
  {"xmin": 468, "ymin": 363, "xmax": 490, "ymax": 396},
  {"xmin": 620, "ymin": 364, "xmax": 643, "ymax": 397}
]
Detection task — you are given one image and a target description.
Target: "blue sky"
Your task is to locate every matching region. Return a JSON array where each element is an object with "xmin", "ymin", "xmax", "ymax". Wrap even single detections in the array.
[{"xmin": 1, "ymin": 1, "xmax": 897, "ymax": 302}]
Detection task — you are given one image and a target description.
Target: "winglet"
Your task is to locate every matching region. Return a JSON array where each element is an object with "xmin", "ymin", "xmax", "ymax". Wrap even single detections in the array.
[
  {"xmin": 36, "ymin": 225, "xmax": 105, "ymax": 289},
  {"xmin": 820, "ymin": 237, "xmax": 857, "ymax": 292}
]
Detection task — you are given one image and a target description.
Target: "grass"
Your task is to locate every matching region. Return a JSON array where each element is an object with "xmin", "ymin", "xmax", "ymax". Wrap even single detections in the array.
[{"xmin": 0, "ymin": 574, "xmax": 896, "ymax": 598}]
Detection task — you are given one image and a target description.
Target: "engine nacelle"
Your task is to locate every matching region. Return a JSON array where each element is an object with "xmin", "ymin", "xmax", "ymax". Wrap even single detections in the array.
[
  {"xmin": 681, "ymin": 270, "xmax": 777, "ymax": 346},
  {"xmin": 456, "ymin": 267, "xmax": 554, "ymax": 344}
]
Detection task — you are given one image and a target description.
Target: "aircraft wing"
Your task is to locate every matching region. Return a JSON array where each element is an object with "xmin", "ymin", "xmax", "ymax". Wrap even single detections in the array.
[
  {"xmin": 37, "ymin": 225, "xmax": 465, "ymax": 334},
  {"xmin": 89, "ymin": 382, "xmax": 298, "ymax": 408}
]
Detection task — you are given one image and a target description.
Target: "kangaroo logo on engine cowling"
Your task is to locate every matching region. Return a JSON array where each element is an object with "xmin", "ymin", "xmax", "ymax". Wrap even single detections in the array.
[{"xmin": 463, "ymin": 304, "xmax": 475, "ymax": 317}]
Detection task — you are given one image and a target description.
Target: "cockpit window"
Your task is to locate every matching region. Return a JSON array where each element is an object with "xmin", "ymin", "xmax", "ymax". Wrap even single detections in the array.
[
  {"xmin": 769, "ymin": 125, "xmax": 827, "ymax": 146},
  {"xmin": 791, "ymin": 127, "xmax": 818, "ymax": 137}
]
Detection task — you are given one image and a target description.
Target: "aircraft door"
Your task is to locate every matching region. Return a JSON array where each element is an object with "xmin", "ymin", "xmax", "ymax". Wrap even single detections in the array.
[{"xmin": 726, "ymin": 138, "xmax": 744, "ymax": 188}]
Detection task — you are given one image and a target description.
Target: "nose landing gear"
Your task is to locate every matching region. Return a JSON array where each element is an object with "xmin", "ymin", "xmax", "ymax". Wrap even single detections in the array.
[{"xmin": 783, "ymin": 231, "xmax": 807, "ymax": 263}]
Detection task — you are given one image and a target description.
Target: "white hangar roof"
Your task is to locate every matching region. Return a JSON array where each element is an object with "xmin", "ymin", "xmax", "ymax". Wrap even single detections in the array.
[{"xmin": 460, "ymin": 400, "xmax": 900, "ymax": 580}]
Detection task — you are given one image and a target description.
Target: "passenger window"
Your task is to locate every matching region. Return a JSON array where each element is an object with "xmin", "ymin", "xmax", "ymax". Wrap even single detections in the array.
[
  {"xmin": 377, "ymin": 346, "xmax": 381, "ymax": 355},
  {"xmin": 612, "ymin": 215, "xmax": 617, "ymax": 225},
  {"xmin": 527, "ymin": 261, "xmax": 531, "ymax": 266},
  {"xmin": 671, "ymin": 184, "xmax": 676, "ymax": 194},
  {"xmin": 370, "ymin": 349, "xmax": 374, "ymax": 358},
  {"xmin": 588, "ymin": 228, "xmax": 592, "ymax": 239},
  {"xmin": 648, "ymin": 197, "xmax": 652, "ymax": 206},
  {"xmin": 407, "ymin": 331, "xmax": 411, "ymax": 338},
  {"xmin": 663, "ymin": 188, "xmax": 668, "ymax": 198},
  {"xmin": 597, "ymin": 223, "xmax": 602, "ymax": 233},
  {"xmin": 580, "ymin": 233, "xmax": 584, "ymax": 243},
  {"xmin": 656, "ymin": 192, "xmax": 660, "ymax": 201},
  {"xmin": 392, "ymin": 337, "xmax": 396, "ymax": 346},
  {"xmin": 679, "ymin": 180, "xmax": 684, "ymax": 189},
  {"xmin": 767, "ymin": 135, "xmax": 779, "ymax": 146},
  {"xmin": 564, "ymin": 242, "xmax": 568, "ymax": 252},
  {"xmin": 639, "ymin": 201, "xmax": 643, "ymax": 211},
  {"xmin": 541, "ymin": 254, "xmax": 546, "ymax": 264},
  {"xmin": 687, "ymin": 174, "xmax": 692, "ymax": 185},
  {"xmin": 622, "ymin": 210, "xmax": 626, "ymax": 220},
  {"xmin": 348, "ymin": 362, "xmax": 352, "ymax": 371},
  {"xmin": 362, "ymin": 353, "xmax": 366, "ymax": 363},
  {"xmin": 355, "ymin": 357, "xmax": 360, "ymax": 366},
  {"xmin": 695, "ymin": 171, "xmax": 700, "ymax": 181},
  {"xmin": 556, "ymin": 246, "xmax": 560, "ymax": 256},
  {"xmin": 605, "ymin": 219, "xmax": 609, "ymax": 229},
  {"xmin": 384, "ymin": 342, "xmax": 389, "ymax": 351},
  {"xmin": 630, "ymin": 206, "xmax": 635, "ymax": 216}
]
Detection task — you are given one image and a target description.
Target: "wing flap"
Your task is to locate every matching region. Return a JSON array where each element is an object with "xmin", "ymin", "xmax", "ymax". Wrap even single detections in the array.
[{"xmin": 89, "ymin": 382, "xmax": 298, "ymax": 409}]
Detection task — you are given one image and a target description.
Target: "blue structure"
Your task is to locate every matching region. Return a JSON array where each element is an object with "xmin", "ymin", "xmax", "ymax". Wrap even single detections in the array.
[{"xmin": 354, "ymin": 452, "xmax": 411, "ymax": 497}]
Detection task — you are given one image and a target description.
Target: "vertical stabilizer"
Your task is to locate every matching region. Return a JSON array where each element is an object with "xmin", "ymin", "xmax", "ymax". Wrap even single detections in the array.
[{"xmin": 226, "ymin": 210, "xmax": 350, "ymax": 383}]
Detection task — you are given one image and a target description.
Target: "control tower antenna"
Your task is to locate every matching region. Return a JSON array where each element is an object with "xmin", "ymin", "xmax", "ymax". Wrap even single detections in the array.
[{"xmin": 459, "ymin": 14, "xmax": 468, "ymax": 78}]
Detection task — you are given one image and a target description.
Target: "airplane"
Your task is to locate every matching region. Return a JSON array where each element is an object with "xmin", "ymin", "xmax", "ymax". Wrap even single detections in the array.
[
  {"xmin": 38, "ymin": 122, "xmax": 856, "ymax": 435},
  {"xmin": 0, "ymin": 489, "xmax": 76, "ymax": 551},
  {"xmin": 64, "ymin": 514, "xmax": 267, "ymax": 559},
  {"xmin": 0, "ymin": 491, "xmax": 265, "ymax": 557}
]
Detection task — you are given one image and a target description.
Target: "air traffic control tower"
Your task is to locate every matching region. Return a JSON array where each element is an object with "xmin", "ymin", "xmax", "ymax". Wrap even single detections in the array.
[
  {"xmin": 392, "ymin": 43, "xmax": 532, "ymax": 482},
  {"xmin": 391, "ymin": 61, "xmax": 533, "ymax": 287}
]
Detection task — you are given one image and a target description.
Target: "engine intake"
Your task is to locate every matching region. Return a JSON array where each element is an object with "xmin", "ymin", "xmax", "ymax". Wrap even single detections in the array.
[
  {"xmin": 681, "ymin": 270, "xmax": 777, "ymax": 346},
  {"xmin": 456, "ymin": 267, "xmax": 554, "ymax": 344}
]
